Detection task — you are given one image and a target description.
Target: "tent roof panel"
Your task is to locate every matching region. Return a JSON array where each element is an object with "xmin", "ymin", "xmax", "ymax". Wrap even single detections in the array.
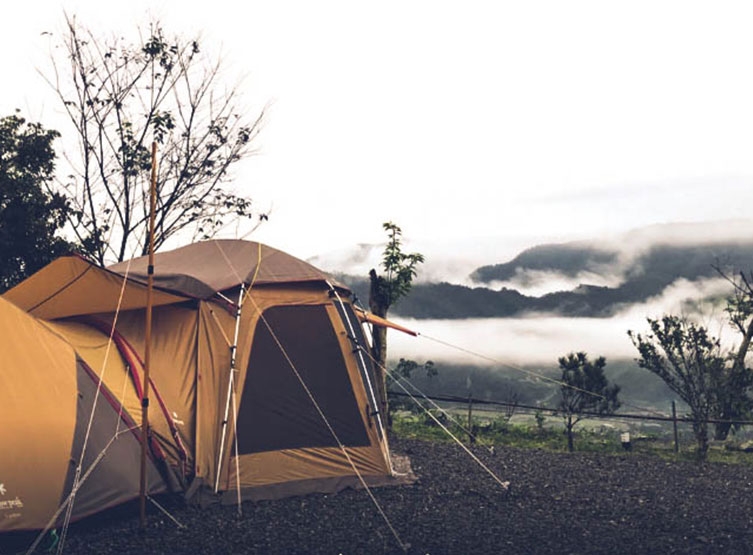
[
  {"xmin": 108, "ymin": 239, "xmax": 344, "ymax": 297},
  {"xmin": 3, "ymin": 256, "xmax": 189, "ymax": 319}
]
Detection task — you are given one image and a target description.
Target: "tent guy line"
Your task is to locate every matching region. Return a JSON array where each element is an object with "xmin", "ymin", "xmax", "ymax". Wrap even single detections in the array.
[
  {"xmin": 54, "ymin": 255, "xmax": 136, "ymax": 555},
  {"xmin": 416, "ymin": 331, "xmax": 667, "ymax": 419},
  {"xmin": 25, "ymin": 425, "xmax": 139, "ymax": 555},
  {"xmin": 366, "ymin": 350, "xmax": 511, "ymax": 494}
]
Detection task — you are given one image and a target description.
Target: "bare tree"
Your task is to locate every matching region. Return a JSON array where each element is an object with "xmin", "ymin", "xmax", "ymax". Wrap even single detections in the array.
[
  {"xmin": 502, "ymin": 389, "xmax": 520, "ymax": 423},
  {"xmin": 45, "ymin": 16, "xmax": 265, "ymax": 264}
]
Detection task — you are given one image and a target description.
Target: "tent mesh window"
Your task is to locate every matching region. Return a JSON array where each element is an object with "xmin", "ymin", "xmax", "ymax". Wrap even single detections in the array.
[{"xmin": 236, "ymin": 305, "xmax": 371, "ymax": 454}]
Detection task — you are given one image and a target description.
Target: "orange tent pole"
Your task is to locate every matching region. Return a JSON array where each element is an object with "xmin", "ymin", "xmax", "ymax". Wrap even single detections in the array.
[
  {"xmin": 140, "ymin": 142, "xmax": 158, "ymax": 528},
  {"xmin": 354, "ymin": 308, "xmax": 419, "ymax": 337}
]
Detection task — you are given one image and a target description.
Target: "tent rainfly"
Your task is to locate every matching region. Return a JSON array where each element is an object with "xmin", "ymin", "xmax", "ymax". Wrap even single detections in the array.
[{"xmin": 1, "ymin": 239, "xmax": 406, "ymax": 533}]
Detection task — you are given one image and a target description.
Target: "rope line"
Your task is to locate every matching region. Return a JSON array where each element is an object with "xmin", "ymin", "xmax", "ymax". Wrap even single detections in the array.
[
  {"xmin": 212, "ymin": 240, "xmax": 246, "ymax": 285},
  {"xmin": 231, "ymin": 372, "xmax": 243, "ymax": 516},
  {"xmin": 356, "ymin": 340, "xmax": 509, "ymax": 487},
  {"xmin": 346, "ymin": 297, "xmax": 507, "ymax": 481},
  {"xmin": 55, "ymin": 256, "xmax": 135, "ymax": 554},
  {"xmin": 25, "ymin": 426, "xmax": 138, "ymax": 555},
  {"xmin": 212, "ymin": 239, "xmax": 260, "ymax": 510},
  {"xmin": 241, "ymin": 241, "xmax": 263, "ymax": 306},
  {"xmin": 147, "ymin": 495, "xmax": 186, "ymax": 529},
  {"xmin": 26, "ymin": 238, "xmax": 182, "ymax": 553},
  {"xmin": 390, "ymin": 373, "xmax": 480, "ymax": 443},
  {"xmin": 418, "ymin": 332, "xmax": 668, "ymax": 418},
  {"xmin": 385, "ymin": 363, "xmax": 510, "ymax": 492},
  {"xmin": 207, "ymin": 307, "xmax": 233, "ymax": 347}
]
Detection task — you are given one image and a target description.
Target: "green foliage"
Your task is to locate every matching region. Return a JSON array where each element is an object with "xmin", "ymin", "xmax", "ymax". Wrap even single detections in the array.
[
  {"xmin": 393, "ymin": 357, "xmax": 437, "ymax": 380},
  {"xmin": 534, "ymin": 408, "xmax": 546, "ymax": 431},
  {"xmin": 393, "ymin": 412, "xmax": 753, "ymax": 464},
  {"xmin": 369, "ymin": 222, "xmax": 425, "ymax": 314},
  {"xmin": 380, "ymin": 222, "xmax": 425, "ymax": 301},
  {"xmin": 368, "ymin": 222, "xmax": 425, "ymax": 427},
  {"xmin": 47, "ymin": 16, "xmax": 265, "ymax": 264},
  {"xmin": 388, "ymin": 358, "xmax": 437, "ymax": 415},
  {"xmin": 0, "ymin": 114, "xmax": 73, "ymax": 291},
  {"xmin": 392, "ymin": 413, "xmax": 598, "ymax": 452},
  {"xmin": 628, "ymin": 315, "xmax": 749, "ymax": 460},
  {"xmin": 558, "ymin": 352, "xmax": 621, "ymax": 452}
]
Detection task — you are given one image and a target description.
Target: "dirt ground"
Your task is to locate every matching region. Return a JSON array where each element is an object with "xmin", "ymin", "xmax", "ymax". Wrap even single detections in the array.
[{"xmin": 5, "ymin": 437, "xmax": 753, "ymax": 554}]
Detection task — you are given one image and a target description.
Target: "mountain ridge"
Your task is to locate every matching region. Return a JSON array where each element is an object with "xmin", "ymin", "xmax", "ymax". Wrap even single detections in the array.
[{"xmin": 330, "ymin": 222, "xmax": 753, "ymax": 319}]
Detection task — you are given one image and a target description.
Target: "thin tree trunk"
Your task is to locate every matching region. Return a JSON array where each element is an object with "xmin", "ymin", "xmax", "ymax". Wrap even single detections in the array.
[
  {"xmin": 714, "ymin": 420, "xmax": 732, "ymax": 441},
  {"xmin": 694, "ymin": 420, "xmax": 709, "ymax": 461},
  {"xmin": 371, "ymin": 323, "xmax": 389, "ymax": 427},
  {"xmin": 369, "ymin": 269, "xmax": 391, "ymax": 429}
]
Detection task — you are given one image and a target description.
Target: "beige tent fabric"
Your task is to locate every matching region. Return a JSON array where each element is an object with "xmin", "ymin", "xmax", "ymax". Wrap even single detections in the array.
[
  {"xmin": 40, "ymin": 318, "xmax": 187, "ymax": 472},
  {"xmin": 194, "ymin": 301, "xmax": 235, "ymax": 483},
  {"xmin": 191, "ymin": 285, "xmax": 392, "ymax": 493},
  {"xmin": 0, "ymin": 298, "xmax": 168, "ymax": 532},
  {"xmin": 0, "ymin": 299, "xmax": 77, "ymax": 531},
  {"xmin": 42, "ymin": 320, "xmax": 144, "ymax": 428},
  {"xmin": 97, "ymin": 306, "xmax": 199, "ymax": 469},
  {"xmin": 108, "ymin": 239, "xmax": 344, "ymax": 297},
  {"xmin": 228, "ymin": 445, "xmax": 390, "ymax": 499},
  {"xmin": 3, "ymin": 255, "xmax": 188, "ymax": 320}
]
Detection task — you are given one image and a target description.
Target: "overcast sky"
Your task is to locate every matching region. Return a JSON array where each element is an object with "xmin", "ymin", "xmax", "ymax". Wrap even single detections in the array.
[{"xmin": 4, "ymin": 1, "xmax": 753, "ymax": 262}]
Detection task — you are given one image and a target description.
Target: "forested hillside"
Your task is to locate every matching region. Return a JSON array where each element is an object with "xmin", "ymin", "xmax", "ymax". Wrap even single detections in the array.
[{"xmin": 339, "ymin": 239, "xmax": 753, "ymax": 319}]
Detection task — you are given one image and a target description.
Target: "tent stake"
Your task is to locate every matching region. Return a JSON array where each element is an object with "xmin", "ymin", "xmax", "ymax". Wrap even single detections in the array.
[{"xmin": 140, "ymin": 142, "xmax": 158, "ymax": 529}]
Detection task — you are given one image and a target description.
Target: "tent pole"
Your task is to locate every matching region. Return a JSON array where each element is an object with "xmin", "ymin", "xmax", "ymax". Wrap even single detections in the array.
[
  {"xmin": 140, "ymin": 142, "xmax": 158, "ymax": 528},
  {"xmin": 329, "ymin": 285, "xmax": 393, "ymax": 472},
  {"xmin": 214, "ymin": 283, "xmax": 246, "ymax": 494}
]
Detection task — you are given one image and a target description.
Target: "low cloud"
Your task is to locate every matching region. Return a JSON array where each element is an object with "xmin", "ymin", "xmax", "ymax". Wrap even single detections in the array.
[
  {"xmin": 388, "ymin": 276, "xmax": 733, "ymax": 367},
  {"xmin": 483, "ymin": 268, "xmax": 626, "ymax": 297}
]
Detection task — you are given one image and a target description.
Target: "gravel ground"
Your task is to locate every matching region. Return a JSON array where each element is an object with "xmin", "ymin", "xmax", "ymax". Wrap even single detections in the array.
[{"xmin": 5, "ymin": 437, "xmax": 753, "ymax": 554}]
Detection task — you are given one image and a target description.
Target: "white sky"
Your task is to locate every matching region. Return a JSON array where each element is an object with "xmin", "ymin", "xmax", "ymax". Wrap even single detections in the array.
[{"xmin": 4, "ymin": 0, "xmax": 753, "ymax": 261}]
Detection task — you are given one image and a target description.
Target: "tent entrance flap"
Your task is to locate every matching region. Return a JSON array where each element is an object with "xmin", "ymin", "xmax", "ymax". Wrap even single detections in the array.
[{"xmin": 236, "ymin": 305, "xmax": 370, "ymax": 455}]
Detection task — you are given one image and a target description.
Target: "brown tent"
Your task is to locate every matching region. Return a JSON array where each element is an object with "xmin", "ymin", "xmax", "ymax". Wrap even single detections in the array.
[
  {"xmin": 2, "ymin": 240, "xmax": 396, "ymax": 531},
  {"xmin": 0, "ymin": 297, "xmax": 166, "ymax": 532}
]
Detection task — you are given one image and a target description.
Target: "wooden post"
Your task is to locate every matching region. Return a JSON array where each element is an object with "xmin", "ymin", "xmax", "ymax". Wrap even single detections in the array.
[
  {"xmin": 140, "ymin": 142, "xmax": 158, "ymax": 528},
  {"xmin": 467, "ymin": 393, "xmax": 474, "ymax": 444},
  {"xmin": 672, "ymin": 400, "xmax": 679, "ymax": 453}
]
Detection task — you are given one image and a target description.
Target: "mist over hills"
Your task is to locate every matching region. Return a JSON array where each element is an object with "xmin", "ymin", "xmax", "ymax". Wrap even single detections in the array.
[
  {"xmin": 312, "ymin": 221, "xmax": 753, "ymax": 410},
  {"xmin": 320, "ymin": 221, "xmax": 753, "ymax": 319}
]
